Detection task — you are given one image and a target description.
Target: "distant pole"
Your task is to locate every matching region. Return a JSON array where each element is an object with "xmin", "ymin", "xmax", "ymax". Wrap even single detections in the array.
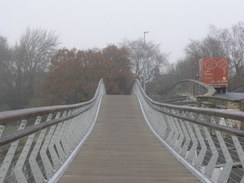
[{"xmin": 143, "ymin": 31, "xmax": 149, "ymax": 91}]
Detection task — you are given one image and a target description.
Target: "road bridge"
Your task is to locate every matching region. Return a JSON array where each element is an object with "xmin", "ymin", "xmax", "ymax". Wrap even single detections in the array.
[{"xmin": 0, "ymin": 79, "xmax": 244, "ymax": 183}]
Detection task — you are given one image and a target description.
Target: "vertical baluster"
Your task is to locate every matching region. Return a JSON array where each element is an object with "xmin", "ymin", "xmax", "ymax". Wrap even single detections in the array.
[
  {"xmin": 78, "ymin": 112, "xmax": 86, "ymax": 139},
  {"xmin": 66, "ymin": 110, "xmax": 75, "ymax": 150},
  {"xmin": 161, "ymin": 108, "xmax": 170, "ymax": 140},
  {"xmin": 210, "ymin": 117, "xmax": 233, "ymax": 183},
  {"xmin": 226, "ymin": 119, "xmax": 244, "ymax": 182},
  {"xmin": 166, "ymin": 109, "xmax": 175, "ymax": 144},
  {"xmin": 195, "ymin": 115, "xmax": 207, "ymax": 169},
  {"xmin": 153, "ymin": 109, "xmax": 160, "ymax": 134},
  {"xmin": 68, "ymin": 110, "xmax": 78, "ymax": 150},
  {"xmin": 194, "ymin": 114, "xmax": 207, "ymax": 170},
  {"xmin": 170, "ymin": 110, "xmax": 180, "ymax": 148},
  {"xmin": 0, "ymin": 125, "xmax": 4, "ymax": 137},
  {"xmin": 148, "ymin": 109, "xmax": 156, "ymax": 132},
  {"xmin": 185, "ymin": 113, "xmax": 198, "ymax": 164},
  {"xmin": 0, "ymin": 120, "xmax": 27, "ymax": 183},
  {"xmin": 29, "ymin": 114, "xmax": 52, "ymax": 183},
  {"xmin": 203, "ymin": 125, "xmax": 218, "ymax": 179},
  {"xmin": 70, "ymin": 112, "xmax": 79, "ymax": 147},
  {"xmin": 61, "ymin": 111, "xmax": 72, "ymax": 155},
  {"xmin": 48, "ymin": 112, "xmax": 62, "ymax": 171},
  {"xmin": 76, "ymin": 111, "xmax": 84, "ymax": 141},
  {"xmin": 40, "ymin": 114, "xmax": 57, "ymax": 179},
  {"xmin": 157, "ymin": 111, "xmax": 167, "ymax": 138},
  {"xmin": 14, "ymin": 117, "xmax": 42, "ymax": 183},
  {"xmin": 225, "ymin": 119, "xmax": 244, "ymax": 183},
  {"xmin": 179, "ymin": 114, "xmax": 191, "ymax": 157},
  {"xmin": 56, "ymin": 111, "xmax": 67, "ymax": 162},
  {"xmin": 174, "ymin": 111, "xmax": 185, "ymax": 152}
]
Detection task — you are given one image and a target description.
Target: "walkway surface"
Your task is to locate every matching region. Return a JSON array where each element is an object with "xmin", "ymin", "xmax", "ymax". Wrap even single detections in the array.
[{"xmin": 58, "ymin": 95, "xmax": 200, "ymax": 183}]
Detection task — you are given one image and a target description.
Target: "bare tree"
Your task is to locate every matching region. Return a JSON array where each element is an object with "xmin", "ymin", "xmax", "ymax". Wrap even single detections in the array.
[
  {"xmin": 0, "ymin": 36, "xmax": 12, "ymax": 110},
  {"xmin": 17, "ymin": 27, "xmax": 59, "ymax": 73},
  {"xmin": 214, "ymin": 22, "xmax": 244, "ymax": 77},
  {"xmin": 173, "ymin": 36, "xmax": 226, "ymax": 82},
  {"xmin": 15, "ymin": 28, "xmax": 60, "ymax": 107},
  {"xmin": 0, "ymin": 28, "xmax": 59, "ymax": 110},
  {"xmin": 122, "ymin": 39, "xmax": 168, "ymax": 87},
  {"xmin": 185, "ymin": 36, "xmax": 226, "ymax": 59},
  {"xmin": 151, "ymin": 22, "xmax": 244, "ymax": 97},
  {"xmin": 151, "ymin": 33, "xmax": 226, "ymax": 97}
]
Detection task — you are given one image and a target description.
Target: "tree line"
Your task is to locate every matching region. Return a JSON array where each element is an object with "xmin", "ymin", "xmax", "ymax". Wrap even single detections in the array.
[
  {"xmin": 0, "ymin": 28, "xmax": 59, "ymax": 110},
  {"xmin": 0, "ymin": 28, "xmax": 167, "ymax": 110},
  {"xmin": 1, "ymin": 22, "xmax": 244, "ymax": 111},
  {"xmin": 40, "ymin": 46, "xmax": 134, "ymax": 105},
  {"xmin": 149, "ymin": 22, "xmax": 244, "ymax": 96}
]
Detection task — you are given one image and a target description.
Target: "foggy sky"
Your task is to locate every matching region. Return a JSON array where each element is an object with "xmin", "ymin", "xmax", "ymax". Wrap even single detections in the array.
[{"xmin": 1, "ymin": 0, "xmax": 244, "ymax": 63}]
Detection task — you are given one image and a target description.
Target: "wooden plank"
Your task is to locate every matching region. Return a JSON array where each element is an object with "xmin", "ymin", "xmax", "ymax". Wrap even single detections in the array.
[{"xmin": 58, "ymin": 95, "xmax": 200, "ymax": 183}]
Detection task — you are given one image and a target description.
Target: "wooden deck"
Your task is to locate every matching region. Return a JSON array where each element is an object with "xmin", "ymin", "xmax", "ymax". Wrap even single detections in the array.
[{"xmin": 58, "ymin": 95, "xmax": 200, "ymax": 183}]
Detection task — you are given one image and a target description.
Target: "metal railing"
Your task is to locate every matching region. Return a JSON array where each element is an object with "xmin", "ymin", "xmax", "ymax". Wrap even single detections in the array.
[
  {"xmin": 133, "ymin": 80, "xmax": 244, "ymax": 183},
  {"xmin": 0, "ymin": 79, "xmax": 105, "ymax": 183}
]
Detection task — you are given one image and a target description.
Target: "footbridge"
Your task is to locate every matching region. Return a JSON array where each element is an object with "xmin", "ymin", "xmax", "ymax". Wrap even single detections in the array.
[{"xmin": 0, "ymin": 79, "xmax": 244, "ymax": 183}]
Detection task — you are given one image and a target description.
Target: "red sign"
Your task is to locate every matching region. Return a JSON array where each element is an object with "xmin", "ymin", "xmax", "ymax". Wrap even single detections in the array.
[{"xmin": 199, "ymin": 57, "xmax": 228, "ymax": 87}]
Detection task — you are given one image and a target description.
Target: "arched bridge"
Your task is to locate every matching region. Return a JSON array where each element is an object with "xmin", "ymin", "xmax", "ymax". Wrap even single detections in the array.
[{"xmin": 0, "ymin": 80, "xmax": 244, "ymax": 183}]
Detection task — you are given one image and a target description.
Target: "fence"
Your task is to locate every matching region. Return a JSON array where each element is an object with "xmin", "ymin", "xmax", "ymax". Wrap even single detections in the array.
[
  {"xmin": 133, "ymin": 80, "xmax": 244, "ymax": 183},
  {"xmin": 0, "ymin": 79, "xmax": 105, "ymax": 183}
]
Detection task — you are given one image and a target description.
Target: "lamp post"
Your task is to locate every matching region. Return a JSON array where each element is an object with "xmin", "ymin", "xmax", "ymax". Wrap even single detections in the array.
[{"xmin": 143, "ymin": 31, "xmax": 149, "ymax": 91}]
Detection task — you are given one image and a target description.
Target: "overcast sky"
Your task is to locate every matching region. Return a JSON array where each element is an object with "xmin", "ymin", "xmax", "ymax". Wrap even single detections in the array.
[{"xmin": 1, "ymin": 0, "xmax": 244, "ymax": 63}]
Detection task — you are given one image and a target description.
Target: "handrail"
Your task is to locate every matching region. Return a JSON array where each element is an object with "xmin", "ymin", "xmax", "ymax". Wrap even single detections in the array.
[
  {"xmin": 0, "ymin": 79, "xmax": 106, "ymax": 183},
  {"xmin": 0, "ymin": 108, "xmax": 88, "ymax": 146},
  {"xmin": 133, "ymin": 79, "xmax": 244, "ymax": 183},
  {"xmin": 0, "ymin": 79, "xmax": 103, "ymax": 124},
  {"xmin": 137, "ymin": 80, "xmax": 244, "ymax": 123}
]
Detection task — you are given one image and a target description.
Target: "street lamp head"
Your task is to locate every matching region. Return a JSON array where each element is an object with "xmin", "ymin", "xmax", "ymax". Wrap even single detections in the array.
[{"xmin": 144, "ymin": 31, "xmax": 149, "ymax": 34}]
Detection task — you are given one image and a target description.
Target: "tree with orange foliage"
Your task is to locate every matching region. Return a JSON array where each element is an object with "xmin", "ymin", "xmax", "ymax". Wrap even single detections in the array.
[
  {"xmin": 39, "ymin": 45, "xmax": 134, "ymax": 105},
  {"xmin": 100, "ymin": 45, "xmax": 134, "ymax": 94}
]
